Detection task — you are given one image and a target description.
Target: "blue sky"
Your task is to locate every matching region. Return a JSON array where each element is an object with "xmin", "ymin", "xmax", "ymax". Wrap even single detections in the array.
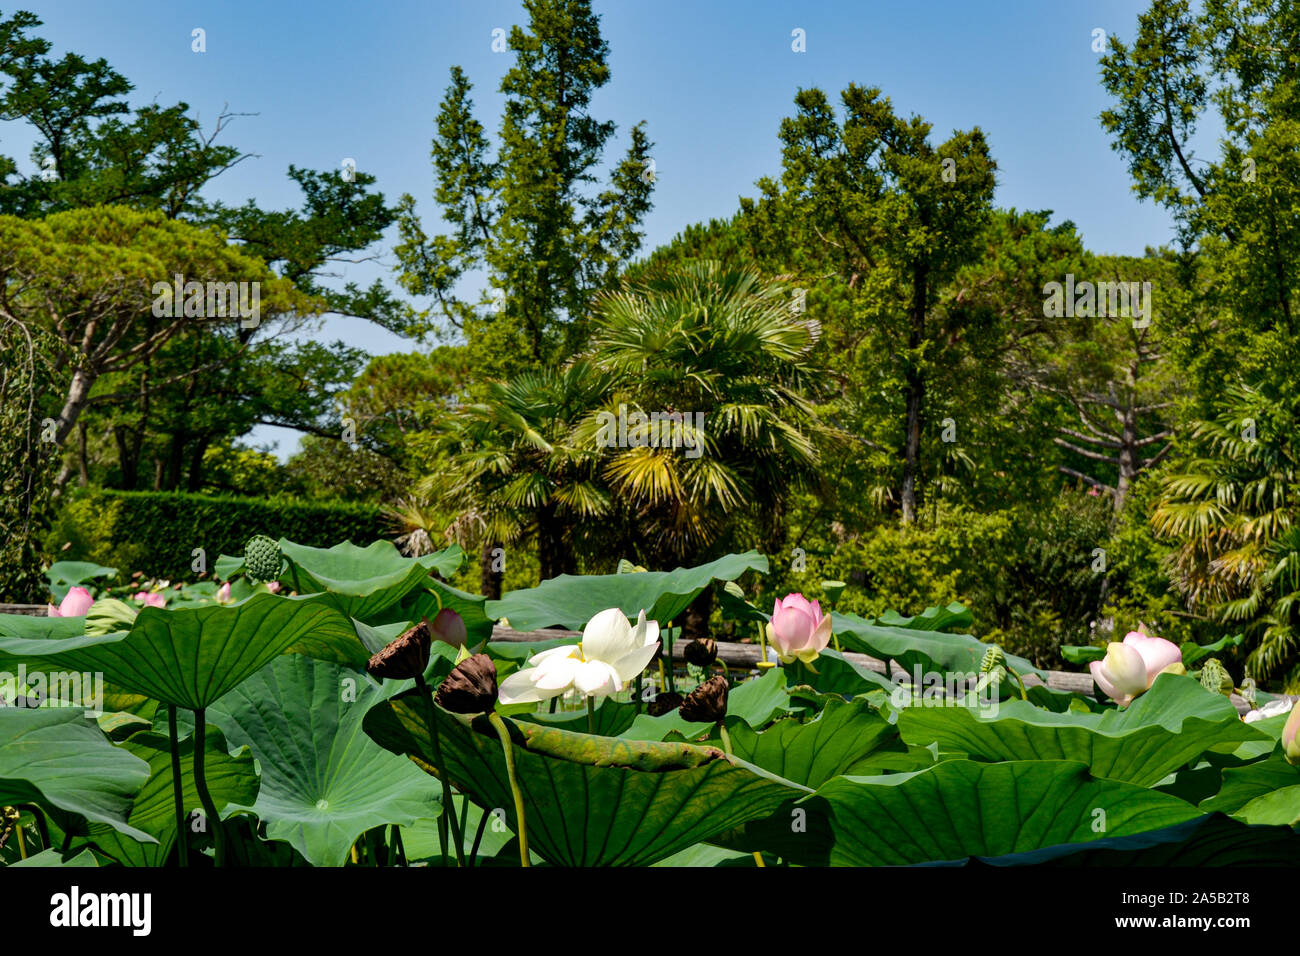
[{"xmin": 13, "ymin": 0, "xmax": 1188, "ymax": 456}]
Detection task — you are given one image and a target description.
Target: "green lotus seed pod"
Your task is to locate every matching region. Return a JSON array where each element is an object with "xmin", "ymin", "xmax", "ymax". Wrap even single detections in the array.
[
  {"xmin": 1199, "ymin": 658, "xmax": 1234, "ymax": 697},
  {"xmin": 244, "ymin": 535, "xmax": 283, "ymax": 583}
]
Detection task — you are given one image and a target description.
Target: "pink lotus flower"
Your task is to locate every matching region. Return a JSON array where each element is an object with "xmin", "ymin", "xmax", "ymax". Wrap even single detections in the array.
[
  {"xmin": 1089, "ymin": 629, "xmax": 1183, "ymax": 706},
  {"xmin": 217, "ymin": 581, "xmax": 232, "ymax": 604},
  {"xmin": 430, "ymin": 608, "xmax": 468, "ymax": 648},
  {"xmin": 1284, "ymin": 701, "xmax": 1300, "ymax": 766},
  {"xmin": 133, "ymin": 591, "xmax": 167, "ymax": 609},
  {"xmin": 766, "ymin": 593, "xmax": 833, "ymax": 664},
  {"xmin": 47, "ymin": 586, "xmax": 94, "ymax": 618},
  {"xmin": 266, "ymin": 581, "xmax": 282, "ymax": 594}
]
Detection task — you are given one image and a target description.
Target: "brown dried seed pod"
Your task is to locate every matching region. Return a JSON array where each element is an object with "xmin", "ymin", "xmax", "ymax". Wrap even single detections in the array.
[
  {"xmin": 679, "ymin": 675, "xmax": 729, "ymax": 724},
  {"xmin": 366, "ymin": 620, "xmax": 432, "ymax": 681},
  {"xmin": 646, "ymin": 690, "xmax": 684, "ymax": 717},
  {"xmin": 434, "ymin": 654, "xmax": 499, "ymax": 713},
  {"xmin": 683, "ymin": 637, "xmax": 717, "ymax": 667}
]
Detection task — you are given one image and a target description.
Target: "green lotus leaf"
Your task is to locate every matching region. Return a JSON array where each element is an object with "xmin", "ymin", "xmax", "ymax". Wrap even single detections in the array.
[
  {"xmin": 745, "ymin": 759, "xmax": 1202, "ymax": 866},
  {"xmin": 716, "ymin": 697, "xmax": 905, "ymax": 787},
  {"xmin": 45, "ymin": 561, "xmax": 119, "ymax": 603},
  {"xmin": 87, "ymin": 727, "xmax": 260, "ymax": 867},
  {"xmin": 276, "ymin": 539, "xmax": 464, "ymax": 621},
  {"xmin": 9, "ymin": 847, "xmax": 101, "ymax": 867},
  {"xmin": 486, "ymin": 551, "xmax": 769, "ymax": 631},
  {"xmin": 1229, "ymin": 784, "xmax": 1300, "ymax": 826},
  {"xmin": 205, "ymin": 655, "xmax": 441, "ymax": 867},
  {"xmin": 0, "ymin": 593, "xmax": 365, "ymax": 710},
  {"xmin": 0, "ymin": 708, "xmax": 151, "ymax": 842},
  {"xmin": 896, "ymin": 674, "xmax": 1266, "ymax": 787},
  {"xmin": 1200, "ymin": 750, "xmax": 1300, "ymax": 814},
  {"xmin": 621, "ymin": 666, "xmax": 792, "ymax": 741},
  {"xmin": 871, "ymin": 603, "xmax": 973, "ymax": 633},
  {"xmin": 363, "ymin": 688, "xmax": 809, "ymax": 866},
  {"xmin": 965, "ymin": 813, "xmax": 1300, "ymax": 866},
  {"xmin": 831, "ymin": 611, "xmax": 1047, "ymax": 681}
]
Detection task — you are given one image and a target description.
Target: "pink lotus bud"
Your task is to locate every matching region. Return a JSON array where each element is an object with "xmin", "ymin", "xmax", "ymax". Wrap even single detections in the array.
[
  {"xmin": 766, "ymin": 592, "xmax": 833, "ymax": 665},
  {"xmin": 266, "ymin": 580, "xmax": 282, "ymax": 594},
  {"xmin": 1284, "ymin": 701, "xmax": 1300, "ymax": 766},
  {"xmin": 133, "ymin": 591, "xmax": 166, "ymax": 609},
  {"xmin": 1089, "ymin": 629, "xmax": 1183, "ymax": 706},
  {"xmin": 217, "ymin": 582, "xmax": 232, "ymax": 604},
  {"xmin": 49, "ymin": 586, "xmax": 94, "ymax": 618},
  {"xmin": 429, "ymin": 608, "xmax": 468, "ymax": 648}
]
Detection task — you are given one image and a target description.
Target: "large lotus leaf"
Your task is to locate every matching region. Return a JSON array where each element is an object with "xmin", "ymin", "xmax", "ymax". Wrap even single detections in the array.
[
  {"xmin": 896, "ymin": 674, "xmax": 1266, "ymax": 787},
  {"xmin": 745, "ymin": 759, "xmax": 1202, "ymax": 866},
  {"xmin": 0, "ymin": 594, "xmax": 365, "ymax": 710},
  {"xmin": 0, "ymin": 708, "xmax": 151, "ymax": 842},
  {"xmin": 717, "ymin": 698, "xmax": 904, "ymax": 788},
  {"xmin": 384, "ymin": 579, "xmax": 495, "ymax": 647},
  {"xmin": 45, "ymin": 561, "xmax": 118, "ymax": 602},
  {"xmin": 1200, "ymin": 751, "xmax": 1300, "ymax": 814},
  {"xmin": 87, "ymin": 728, "xmax": 259, "ymax": 867},
  {"xmin": 1229, "ymin": 785, "xmax": 1300, "ymax": 826},
  {"xmin": 206, "ymin": 655, "xmax": 440, "ymax": 867},
  {"xmin": 486, "ymin": 551, "xmax": 769, "ymax": 631},
  {"xmin": 973, "ymin": 813, "xmax": 1300, "ymax": 867},
  {"xmin": 789, "ymin": 650, "xmax": 896, "ymax": 699},
  {"xmin": 364, "ymin": 689, "xmax": 810, "ymax": 866},
  {"xmin": 831, "ymin": 611, "xmax": 1046, "ymax": 680},
  {"xmin": 276, "ymin": 539, "xmax": 463, "ymax": 621},
  {"xmin": 10, "ymin": 847, "xmax": 101, "ymax": 867},
  {"xmin": 519, "ymin": 697, "xmax": 640, "ymax": 736},
  {"xmin": 621, "ymin": 666, "xmax": 793, "ymax": 741},
  {"xmin": 871, "ymin": 603, "xmax": 973, "ymax": 633}
]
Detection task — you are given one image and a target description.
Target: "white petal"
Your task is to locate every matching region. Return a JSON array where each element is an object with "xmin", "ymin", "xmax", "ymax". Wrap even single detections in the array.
[
  {"xmin": 611, "ymin": 642, "xmax": 660, "ymax": 683},
  {"xmin": 582, "ymin": 607, "xmax": 633, "ymax": 662},
  {"xmin": 573, "ymin": 660, "xmax": 619, "ymax": 696},
  {"xmin": 528, "ymin": 644, "xmax": 581, "ymax": 666},
  {"xmin": 497, "ymin": 670, "xmax": 546, "ymax": 705},
  {"xmin": 533, "ymin": 655, "xmax": 582, "ymax": 691}
]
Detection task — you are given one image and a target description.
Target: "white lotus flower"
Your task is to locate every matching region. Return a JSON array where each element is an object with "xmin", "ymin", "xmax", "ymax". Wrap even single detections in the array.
[{"xmin": 497, "ymin": 608, "xmax": 660, "ymax": 705}]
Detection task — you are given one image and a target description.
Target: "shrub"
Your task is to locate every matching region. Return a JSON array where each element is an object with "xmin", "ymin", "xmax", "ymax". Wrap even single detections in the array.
[{"xmin": 43, "ymin": 488, "xmax": 387, "ymax": 582}]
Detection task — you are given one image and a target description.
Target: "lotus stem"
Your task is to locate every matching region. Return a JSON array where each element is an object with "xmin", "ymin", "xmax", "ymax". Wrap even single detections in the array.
[
  {"xmin": 718, "ymin": 720, "xmax": 733, "ymax": 757},
  {"xmin": 458, "ymin": 793, "xmax": 469, "ymax": 853},
  {"xmin": 168, "ymin": 704, "xmax": 188, "ymax": 867},
  {"xmin": 487, "ymin": 711, "xmax": 530, "ymax": 868},
  {"xmin": 753, "ymin": 851, "xmax": 766, "ymax": 867},
  {"xmin": 16, "ymin": 804, "xmax": 48, "ymax": 850},
  {"xmin": 665, "ymin": 623, "xmax": 676, "ymax": 693},
  {"xmin": 469, "ymin": 804, "xmax": 491, "ymax": 866},
  {"xmin": 192, "ymin": 709, "xmax": 226, "ymax": 867},
  {"xmin": 15, "ymin": 817, "xmax": 25, "ymax": 859},
  {"xmin": 1008, "ymin": 666, "xmax": 1028, "ymax": 701},
  {"xmin": 414, "ymin": 674, "xmax": 466, "ymax": 867}
]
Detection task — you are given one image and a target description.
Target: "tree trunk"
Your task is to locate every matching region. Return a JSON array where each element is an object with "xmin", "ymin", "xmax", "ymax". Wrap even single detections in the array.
[
  {"xmin": 480, "ymin": 540, "xmax": 504, "ymax": 601},
  {"xmin": 536, "ymin": 503, "xmax": 575, "ymax": 581},
  {"xmin": 52, "ymin": 366, "xmax": 96, "ymax": 446}
]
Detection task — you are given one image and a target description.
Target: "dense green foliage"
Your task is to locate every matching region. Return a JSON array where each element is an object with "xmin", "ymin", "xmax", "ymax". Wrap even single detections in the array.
[{"xmin": 43, "ymin": 489, "xmax": 385, "ymax": 581}]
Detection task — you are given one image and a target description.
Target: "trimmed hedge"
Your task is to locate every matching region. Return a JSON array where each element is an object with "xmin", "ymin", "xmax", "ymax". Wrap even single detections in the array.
[{"xmin": 44, "ymin": 488, "xmax": 387, "ymax": 582}]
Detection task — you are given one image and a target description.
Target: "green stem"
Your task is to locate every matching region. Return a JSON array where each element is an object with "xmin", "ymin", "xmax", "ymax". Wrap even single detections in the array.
[
  {"xmin": 665, "ymin": 625, "xmax": 676, "ymax": 694},
  {"xmin": 192, "ymin": 709, "xmax": 226, "ymax": 867},
  {"xmin": 391, "ymin": 825, "xmax": 407, "ymax": 867},
  {"xmin": 1009, "ymin": 666, "xmax": 1029, "ymax": 701},
  {"xmin": 469, "ymin": 805, "xmax": 491, "ymax": 866},
  {"xmin": 488, "ymin": 711, "xmax": 530, "ymax": 868},
  {"xmin": 17, "ymin": 805, "xmax": 49, "ymax": 851},
  {"xmin": 168, "ymin": 704, "xmax": 188, "ymax": 868},
  {"xmin": 587, "ymin": 695, "xmax": 596, "ymax": 735},
  {"xmin": 718, "ymin": 721, "xmax": 733, "ymax": 756},
  {"xmin": 415, "ymin": 675, "xmax": 466, "ymax": 867}
]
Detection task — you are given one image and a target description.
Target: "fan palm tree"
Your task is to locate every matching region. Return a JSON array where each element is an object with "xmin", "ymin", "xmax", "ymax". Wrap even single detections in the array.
[
  {"xmin": 419, "ymin": 359, "xmax": 616, "ymax": 593},
  {"xmin": 579, "ymin": 260, "xmax": 830, "ymax": 571},
  {"xmin": 1152, "ymin": 382, "xmax": 1300, "ymax": 685}
]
